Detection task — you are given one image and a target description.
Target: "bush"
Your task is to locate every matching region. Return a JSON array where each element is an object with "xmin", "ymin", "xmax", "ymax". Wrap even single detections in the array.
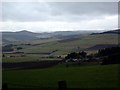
[{"xmin": 17, "ymin": 47, "xmax": 23, "ymax": 50}]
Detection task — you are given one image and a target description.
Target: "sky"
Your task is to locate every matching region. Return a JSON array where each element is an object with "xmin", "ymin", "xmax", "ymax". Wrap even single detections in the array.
[{"xmin": 0, "ymin": 2, "xmax": 118, "ymax": 32}]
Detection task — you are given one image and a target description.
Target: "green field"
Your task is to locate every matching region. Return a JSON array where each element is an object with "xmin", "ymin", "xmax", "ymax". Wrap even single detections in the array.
[
  {"xmin": 3, "ymin": 64, "xmax": 119, "ymax": 90},
  {"xmin": 2, "ymin": 54, "xmax": 62, "ymax": 63}
]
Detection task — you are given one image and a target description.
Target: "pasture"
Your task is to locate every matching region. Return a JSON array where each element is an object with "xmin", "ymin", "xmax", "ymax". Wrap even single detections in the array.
[
  {"xmin": 2, "ymin": 54, "xmax": 62, "ymax": 63},
  {"xmin": 19, "ymin": 34, "xmax": 118, "ymax": 55},
  {"xmin": 3, "ymin": 64, "xmax": 119, "ymax": 90}
]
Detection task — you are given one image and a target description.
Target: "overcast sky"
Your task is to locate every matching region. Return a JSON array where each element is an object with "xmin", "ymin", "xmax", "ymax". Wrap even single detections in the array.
[{"xmin": 0, "ymin": 2, "xmax": 118, "ymax": 32}]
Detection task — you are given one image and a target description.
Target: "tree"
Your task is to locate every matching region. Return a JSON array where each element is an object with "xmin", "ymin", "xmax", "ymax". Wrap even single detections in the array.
[
  {"xmin": 17, "ymin": 47, "xmax": 23, "ymax": 50},
  {"xmin": 97, "ymin": 46, "xmax": 120, "ymax": 57},
  {"xmin": 2, "ymin": 54, "xmax": 5, "ymax": 57},
  {"xmin": 101, "ymin": 53, "xmax": 120, "ymax": 65},
  {"xmin": 78, "ymin": 51, "xmax": 87, "ymax": 58},
  {"xmin": 96, "ymin": 46, "xmax": 120, "ymax": 65},
  {"xmin": 65, "ymin": 52, "xmax": 78, "ymax": 59},
  {"xmin": 65, "ymin": 51, "xmax": 87, "ymax": 61}
]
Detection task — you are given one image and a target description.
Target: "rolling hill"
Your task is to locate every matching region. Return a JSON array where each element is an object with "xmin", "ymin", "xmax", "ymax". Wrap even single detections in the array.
[
  {"xmin": 18, "ymin": 33, "xmax": 118, "ymax": 55},
  {"xmin": 91, "ymin": 29, "xmax": 120, "ymax": 35},
  {"xmin": 2, "ymin": 30, "xmax": 38, "ymax": 44},
  {"xmin": 2, "ymin": 30, "xmax": 95, "ymax": 45},
  {"xmin": 2, "ymin": 29, "xmax": 119, "ymax": 55}
]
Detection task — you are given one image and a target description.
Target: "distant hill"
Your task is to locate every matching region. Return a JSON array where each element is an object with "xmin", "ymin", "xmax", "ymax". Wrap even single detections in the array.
[
  {"xmin": 2, "ymin": 29, "xmax": 118, "ymax": 55},
  {"xmin": 18, "ymin": 33, "xmax": 118, "ymax": 55},
  {"xmin": 2, "ymin": 30, "xmax": 38, "ymax": 44},
  {"xmin": 91, "ymin": 29, "xmax": 120, "ymax": 35},
  {"xmin": 3, "ymin": 29, "xmax": 118, "ymax": 45},
  {"xmin": 2, "ymin": 30, "xmax": 95, "ymax": 44}
]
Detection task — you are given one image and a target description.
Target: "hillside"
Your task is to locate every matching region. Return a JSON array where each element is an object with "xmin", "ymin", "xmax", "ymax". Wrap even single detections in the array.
[
  {"xmin": 2, "ymin": 29, "xmax": 119, "ymax": 56},
  {"xmin": 19, "ymin": 33, "xmax": 118, "ymax": 55},
  {"xmin": 91, "ymin": 29, "xmax": 120, "ymax": 35},
  {"xmin": 2, "ymin": 30, "xmax": 38, "ymax": 43},
  {"xmin": 86, "ymin": 44, "xmax": 118, "ymax": 50},
  {"xmin": 2, "ymin": 30, "xmax": 94, "ymax": 44}
]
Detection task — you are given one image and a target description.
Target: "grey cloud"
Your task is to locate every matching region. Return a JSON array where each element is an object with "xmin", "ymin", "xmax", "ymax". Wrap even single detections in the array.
[
  {"xmin": 49, "ymin": 2, "xmax": 117, "ymax": 15},
  {"xmin": 2, "ymin": 2, "xmax": 51, "ymax": 21},
  {"xmin": 2, "ymin": 2, "xmax": 118, "ymax": 22}
]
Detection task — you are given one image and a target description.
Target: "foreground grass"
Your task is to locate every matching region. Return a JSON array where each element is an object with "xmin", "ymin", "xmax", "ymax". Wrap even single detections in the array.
[{"xmin": 3, "ymin": 64, "xmax": 119, "ymax": 89}]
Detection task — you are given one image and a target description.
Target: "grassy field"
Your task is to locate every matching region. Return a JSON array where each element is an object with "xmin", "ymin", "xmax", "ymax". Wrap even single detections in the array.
[
  {"xmin": 15, "ymin": 38, "xmax": 59, "ymax": 45},
  {"xmin": 3, "ymin": 64, "xmax": 119, "ymax": 90},
  {"xmin": 19, "ymin": 34, "xmax": 118, "ymax": 55},
  {"xmin": 3, "ymin": 34, "xmax": 118, "ymax": 63},
  {"xmin": 2, "ymin": 54, "xmax": 62, "ymax": 63}
]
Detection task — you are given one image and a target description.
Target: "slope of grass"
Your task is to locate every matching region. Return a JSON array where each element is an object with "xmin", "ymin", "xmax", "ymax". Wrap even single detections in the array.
[
  {"xmin": 3, "ymin": 34, "xmax": 118, "ymax": 62},
  {"xmin": 20, "ymin": 34, "xmax": 118, "ymax": 55},
  {"xmin": 2, "ymin": 54, "xmax": 62, "ymax": 63},
  {"xmin": 14, "ymin": 38, "xmax": 59, "ymax": 45},
  {"xmin": 3, "ymin": 64, "xmax": 119, "ymax": 89}
]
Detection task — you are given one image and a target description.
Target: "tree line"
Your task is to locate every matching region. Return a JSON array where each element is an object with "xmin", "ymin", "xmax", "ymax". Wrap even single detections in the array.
[{"xmin": 64, "ymin": 46, "xmax": 120, "ymax": 65}]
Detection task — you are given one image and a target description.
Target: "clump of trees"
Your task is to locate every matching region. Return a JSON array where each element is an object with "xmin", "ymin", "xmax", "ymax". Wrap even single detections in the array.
[
  {"xmin": 96, "ymin": 46, "xmax": 120, "ymax": 65},
  {"xmin": 97, "ymin": 46, "xmax": 120, "ymax": 57},
  {"xmin": 64, "ymin": 46, "xmax": 120, "ymax": 65},
  {"xmin": 101, "ymin": 54, "xmax": 120, "ymax": 65},
  {"xmin": 16, "ymin": 47, "xmax": 23, "ymax": 50},
  {"xmin": 65, "ymin": 51, "xmax": 87, "ymax": 62}
]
